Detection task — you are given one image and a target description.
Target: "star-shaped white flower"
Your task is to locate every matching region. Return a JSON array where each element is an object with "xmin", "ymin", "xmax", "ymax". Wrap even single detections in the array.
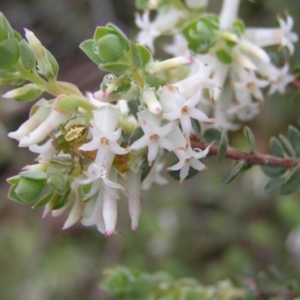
[
  {"xmin": 168, "ymin": 145, "xmax": 210, "ymax": 183},
  {"xmin": 129, "ymin": 110, "xmax": 174, "ymax": 165},
  {"xmin": 245, "ymin": 15, "xmax": 298, "ymax": 54},
  {"xmin": 160, "ymin": 87, "xmax": 215, "ymax": 135},
  {"xmin": 268, "ymin": 64, "xmax": 295, "ymax": 95},
  {"xmin": 80, "ymin": 106, "xmax": 127, "ymax": 165},
  {"xmin": 135, "ymin": 11, "xmax": 160, "ymax": 53}
]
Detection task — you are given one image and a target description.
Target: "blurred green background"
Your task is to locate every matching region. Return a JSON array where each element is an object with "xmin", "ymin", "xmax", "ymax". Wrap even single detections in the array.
[{"xmin": 0, "ymin": 0, "xmax": 300, "ymax": 299}]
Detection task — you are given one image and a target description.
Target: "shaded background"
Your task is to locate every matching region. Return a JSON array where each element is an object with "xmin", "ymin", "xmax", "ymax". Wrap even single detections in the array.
[{"xmin": 0, "ymin": 0, "xmax": 300, "ymax": 299}]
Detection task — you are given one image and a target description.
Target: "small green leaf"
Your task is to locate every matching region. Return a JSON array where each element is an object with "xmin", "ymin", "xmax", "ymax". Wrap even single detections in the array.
[
  {"xmin": 264, "ymin": 177, "xmax": 285, "ymax": 193},
  {"xmin": 6, "ymin": 175, "xmax": 21, "ymax": 185},
  {"xmin": 0, "ymin": 38, "xmax": 20, "ymax": 69},
  {"xmin": 129, "ymin": 40, "xmax": 142, "ymax": 69},
  {"xmin": 0, "ymin": 13, "xmax": 15, "ymax": 42},
  {"xmin": 218, "ymin": 130, "xmax": 228, "ymax": 162},
  {"xmin": 33, "ymin": 189, "xmax": 55, "ymax": 208},
  {"xmin": 106, "ymin": 23, "xmax": 129, "ymax": 50},
  {"xmin": 47, "ymin": 167, "xmax": 67, "ymax": 195},
  {"xmin": 232, "ymin": 20, "xmax": 245, "ymax": 37},
  {"xmin": 279, "ymin": 134, "xmax": 295, "ymax": 157},
  {"xmin": 288, "ymin": 125, "xmax": 300, "ymax": 157},
  {"xmin": 137, "ymin": 45, "xmax": 152, "ymax": 67},
  {"xmin": 221, "ymin": 161, "xmax": 245, "ymax": 184},
  {"xmin": 15, "ymin": 177, "xmax": 47, "ymax": 203},
  {"xmin": 19, "ymin": 39, "xmax": 36, "ymax": 71},
  {"xmin": 216, "ymin": 49, "xmax": 232, "ymax": 64},
  {"xmin": 93, "ymin": 26, "xmax": 114, "ymax": 42},
  {"xmin": 44, "ymin": 48, "xmax": 59, "ymax": 79},
  {"xmin": 243, "ymin": 126, "xmax": 255, "ymax": 152},
  {"xmin": 54, "ymin": 94, "xmax": 80, "ymax": 114},
  {"xmin": 269, "ymin": 137, "xmax": 285, "ymax": 157},
  {"xmin": 8, "ymin": 184, "xmax": 27, "ymax": 203},
  {"xmin": 97, "ymin": 34, "xmax": 124, "ymax": 63},
  {"xmin": 280, "ymin": 165, "xmax": 300, "ymax": 195},
  {"xmin": 78, "ymin": 183, "xmax": 92, "ymax": 202},
  {"xmin": 79, "ymin": 39, "xmax": 102, "ymax": 65},
  {"xmin": 20, "ymin": 170, "xmax": 47, "ymax": 180},
  {"xmin": 100, "ymin": 61, "xmax": 131, "ymax": 74},
  {"xmin": 203, "ymin": 128, "xmax": 221, "ymax": 145},
  {"xmin": 52, "ymin": 183, "xmax": 71, "ymax": 210},
  {"xmin": 261, "ymin": 165, "xmax": 286, "ymax": 177},
  {"xmin": 14, "ymin": 84, "xmax": 43, "ymax": 102}
]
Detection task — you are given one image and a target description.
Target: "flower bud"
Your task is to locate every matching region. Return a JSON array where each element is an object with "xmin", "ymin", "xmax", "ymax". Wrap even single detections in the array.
[
  {"xmin": 8, "ymin": 103, "xmax": 50, "ymax": 140},
  {"xmin": 127, "ymin": 171, "xmax": 142, "ymax": 231},
  {"xmin": 24, "ymin": 28, "xmax": 58, "ymax": 78},
  {"xmin": 141, "ymin": 88, "xmax": 162, "ymax": 114},
  {"xmin": 146, "ymin": 56, "xmax": 193, "ymax": 75}
]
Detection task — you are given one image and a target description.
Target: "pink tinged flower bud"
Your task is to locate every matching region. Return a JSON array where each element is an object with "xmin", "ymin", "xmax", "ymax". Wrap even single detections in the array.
[
  {"xmin": 93, "ymin": 84, "xmax": 139, "ymax": 103},
  {"xmin": 141, "ymin": 88, "xmax": 162, "ymax": 114},
  {"xmin": 18, "ymin": 107, "xmax": 70, "ymax": 147},
  {"xmin": 62, "ymin": 199, "xmax": 85, "ymax": 230},
  {"xmin": 147, "ymin": 56, "xmax": 193, "ymax": 75},
  {"xmin": 103, "ymin": 192, "xmax": 118, "ymax": 237},
  {"xmin": 8, "ymin": 104, "xmax": 50, "ymax": 140},
  {"xmin": 127, "ymin": 171, "xmax": 142, "ymax": 231}
]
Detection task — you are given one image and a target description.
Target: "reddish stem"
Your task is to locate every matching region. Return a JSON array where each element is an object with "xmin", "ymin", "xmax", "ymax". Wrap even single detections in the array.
[{"xmin": 191, "ymin": 140, "xmax": 300, "ymax": 169}]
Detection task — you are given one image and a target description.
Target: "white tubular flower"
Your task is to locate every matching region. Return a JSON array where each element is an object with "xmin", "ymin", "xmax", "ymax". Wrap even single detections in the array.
[
  {"xmin": 8, "ymin": 101, "xmax": 50, "ymax": 140},
  {"xmin": 168, "ymin": 145, "xmax": 210, "ymax": 183},
  {"xmin": 81, "ymin": 191, "xmax": 105, "ymax": 234},
  {"xmin": 18, "ymin": 107, "xmax": 71, "ymax": 147},
  {"xmin": 129, "ymin": 110, "xmax": 175, "ymax": 166},
  {"xmin": 147, "ymin": 56, "xmax": 192, "ymax": 75},
  {"xmin": 102, "ymin": 191, "xmax": 118, "ymax": 236},
  {"xmin": 173, "ymin": 59, "xmax": 217, "ymax": 99},
  {"xmin": 135, "ymin": 8, "xmax": 183, "ymax": 53},
  {"xmin": 238, "ymin": 39, "xmax": 270, "ymax": 63},
  {"xmin": 93, "ymin": 84, "xmax": 139, "ymax": 103},
  {"xmin": 62, "ymin": 198, "xmax": 85, "ymax": 230},
  {"xmin": 244, "ymin": 15, "xmax": 298, "ymax": 54},
  {"xmin": 160, "ymin": 87, "xmax": 215, "ymax": 135},
  {"xmin": 219, "ymin": 0, "xmax": 241, "ymax": 30},
  {"xmin": 29, "ymin": 139, "xmax": 57, "ymax": 162},
  {"xmin": 80, "ymin": 106, "xmax": 127, "ymax": 166},
  {"xmin": 127, "ymin": 170, "xmax": 142, "ymax": 231},
  {"xmin": 102, "ymin": 167, "xmax": 119, "ymax": 236},
  {"xmin": 141, "ymin": 88, "xmax": 162, "ymax": 114}
]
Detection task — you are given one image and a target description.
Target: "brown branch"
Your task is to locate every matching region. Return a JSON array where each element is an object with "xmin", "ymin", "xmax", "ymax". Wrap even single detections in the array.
[
  {"xmin": 290, "ymin": 79, "xmax": 300, "ymax": 90},
  {"xmin": 191, "ymin": 140, "xmax": 300, "ymax": 169}
]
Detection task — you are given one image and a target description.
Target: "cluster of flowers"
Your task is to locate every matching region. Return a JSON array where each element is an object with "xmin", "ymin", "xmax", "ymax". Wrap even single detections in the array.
[
  {"xmin": 7, "ymin": 35, "xmax": 217, "ymax": 237},
  {"xmin": 136, "ymin": 0, "xmax": 298, "ymax": 130},
  {"xmin": 5, "ymin": 0, "xmax": 299, "ymax": 236}
]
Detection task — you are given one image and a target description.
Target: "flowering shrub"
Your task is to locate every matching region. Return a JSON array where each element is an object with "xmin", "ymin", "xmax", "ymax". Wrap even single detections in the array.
[{"xmin": 2, "ymin": 0, "xmax": 300, "ymax": 242}]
